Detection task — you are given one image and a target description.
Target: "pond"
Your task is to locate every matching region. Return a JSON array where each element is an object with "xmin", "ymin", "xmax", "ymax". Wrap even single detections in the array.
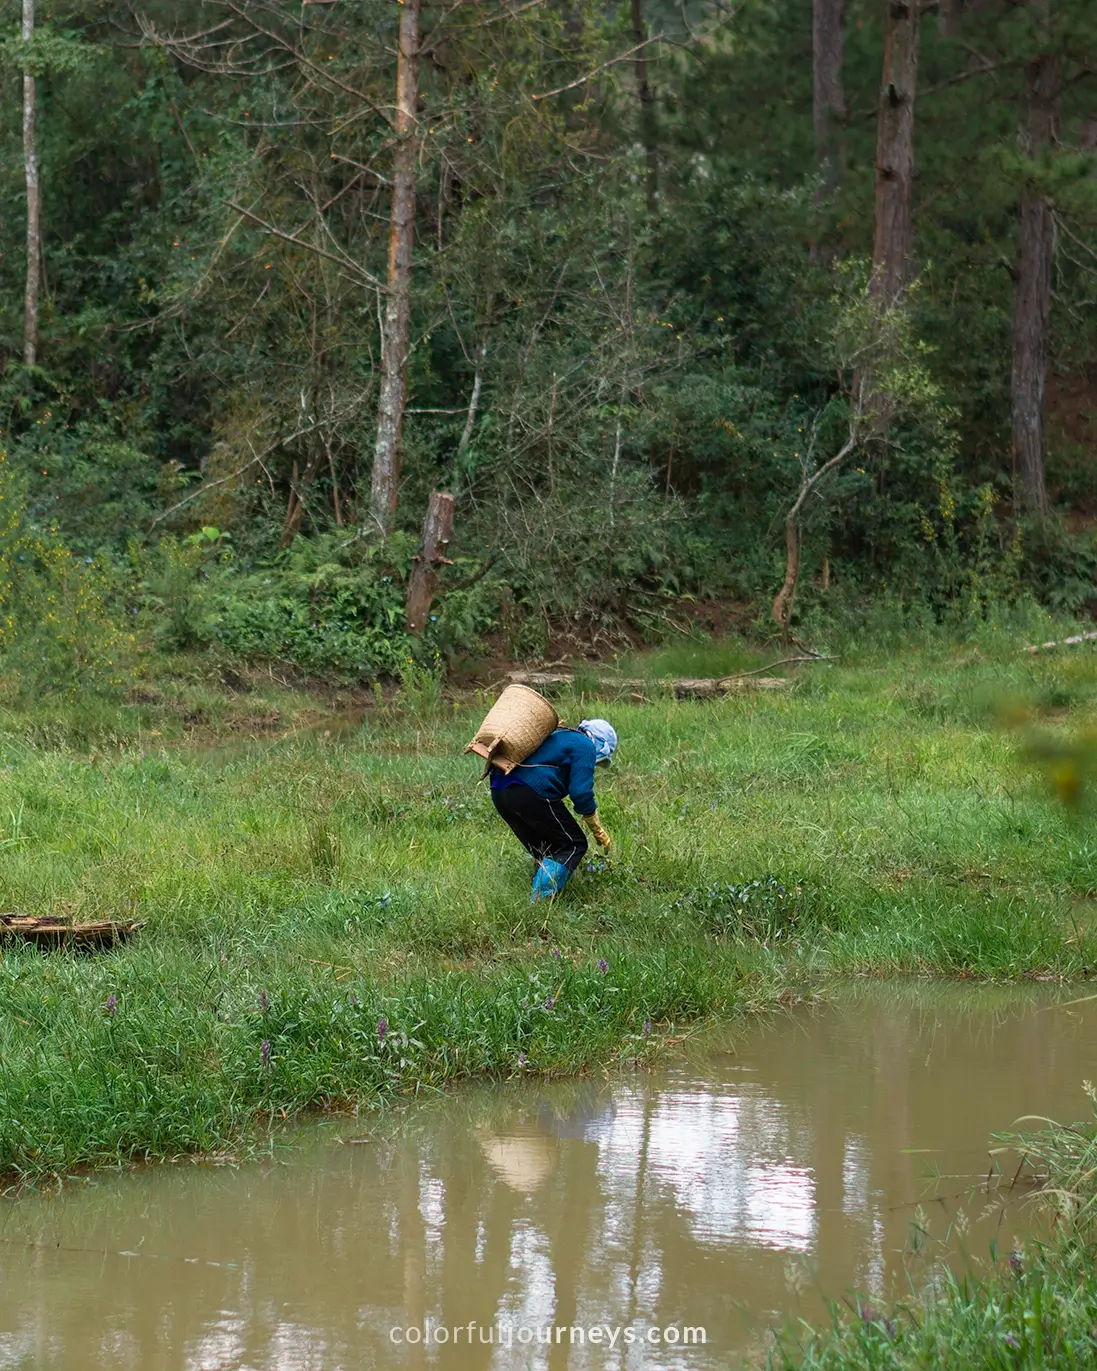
[{"xmin": 0, "ymin": 983, "xmax": 1094, "ymax": 1369}]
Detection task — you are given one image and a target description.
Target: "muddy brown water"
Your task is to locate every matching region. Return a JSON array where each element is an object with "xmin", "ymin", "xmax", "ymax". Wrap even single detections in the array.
[{"xmin": 1, "ymin": 983, "xmax": 1095, "ymax": 1370}]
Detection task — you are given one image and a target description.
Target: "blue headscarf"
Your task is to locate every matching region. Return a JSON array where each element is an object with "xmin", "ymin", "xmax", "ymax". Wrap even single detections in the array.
[{"xmin": 579, "ymin": 718, "xmax": 618, "ymax": 765}]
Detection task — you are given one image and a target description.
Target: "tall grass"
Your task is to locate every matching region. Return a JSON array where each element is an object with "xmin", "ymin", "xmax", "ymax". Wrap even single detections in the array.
[{"xmin": 0, "ymin": 628, "xmax": 1093, "ymax": 1178}]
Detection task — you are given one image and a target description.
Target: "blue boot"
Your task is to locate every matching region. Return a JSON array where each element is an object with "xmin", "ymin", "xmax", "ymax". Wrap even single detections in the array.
[{"xmin": 531, "ymin": 858, "xmax": 571, "ymax": 903}]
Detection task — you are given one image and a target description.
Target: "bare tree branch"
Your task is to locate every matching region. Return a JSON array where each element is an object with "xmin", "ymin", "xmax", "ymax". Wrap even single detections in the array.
[
  {"xmin": 530, "ymin": 34, "xmax": 665, "ymax": 100},
  {"xmin": 225, "ymin": 200, "xmax": 386, "ymax": 289},
  {"xmin": 150, "ymin": 416, "xmax": 343, "ymax": 528}
]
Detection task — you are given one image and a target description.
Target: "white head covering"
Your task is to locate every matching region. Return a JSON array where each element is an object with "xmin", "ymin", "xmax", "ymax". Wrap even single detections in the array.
[{"xmin": 579, "ymin": 718, "xmax": 618, "ymax": 764}]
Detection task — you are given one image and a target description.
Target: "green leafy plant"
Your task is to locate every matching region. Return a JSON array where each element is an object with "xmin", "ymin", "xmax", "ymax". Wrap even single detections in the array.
[
  {"xmin": 0, "ymin": 457, "xmax": 130, "ymax": 698},
  {"xmin": 682, "ymin": 876, "xmax": 804, "ymax": 942}
]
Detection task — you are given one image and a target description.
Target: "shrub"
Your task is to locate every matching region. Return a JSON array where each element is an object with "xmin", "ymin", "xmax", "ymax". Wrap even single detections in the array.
[
  {"xmin": 200, "ymin": 535, "xmax": 415, "ymax": 680},
  {"xmin": 0, "ymin": 456, "xmax": 131, "ymax": 698}
]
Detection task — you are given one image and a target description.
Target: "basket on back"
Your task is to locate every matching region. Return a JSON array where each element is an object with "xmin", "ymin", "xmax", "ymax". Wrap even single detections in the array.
[{"xmin": 466, "ymin": 684, "xmax": 559, "ymax": 775}]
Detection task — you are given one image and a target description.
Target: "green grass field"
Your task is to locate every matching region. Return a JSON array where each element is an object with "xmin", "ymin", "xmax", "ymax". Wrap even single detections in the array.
[{"xmin": 0, "ymin": 630, "xmax": 1095, "ymax": 1184}]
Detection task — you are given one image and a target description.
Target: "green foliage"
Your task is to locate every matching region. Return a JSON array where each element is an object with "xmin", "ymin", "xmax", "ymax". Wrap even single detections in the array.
[
  {"xmin": 0, "ymin": 0, "xmax": 1088, "ymax": 675},
  {"xmin": 140, "ymin": 533, "xmax": 211, "ymax": 650},
  {"xmin": 134, "ymin": 528, "xmax": 424, "ymax": 678},
  {"xmin": 0, "ymin": 457, "xmax": 130, "ymax": 698},
  {"xmin": 199, "ymin": 536, "xmax": 414, "ymax": 680},
  {"xmin": 1014, "ymin": 520, "xmax": 1097, "ymax": 615},
  {"xmin": 0, "ymin": 27, "xmax": 103, "ymax": 77},
  {"xmin": 17, "ymin": 421, "xmax": 165, "ymax": 555},
  {"xmin": 681, "ymin": 876, "xmax": 805, "ymax": 943}
]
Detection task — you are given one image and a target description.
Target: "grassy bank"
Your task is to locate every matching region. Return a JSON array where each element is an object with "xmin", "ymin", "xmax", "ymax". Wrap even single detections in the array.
[
  {"xmin": 775, "ymin": 1105, "xmax": 1097, "ymax": 1370},
  {"xmin": 0, "ymin": 629, "xmax": 1095, "ymax": 1180}
]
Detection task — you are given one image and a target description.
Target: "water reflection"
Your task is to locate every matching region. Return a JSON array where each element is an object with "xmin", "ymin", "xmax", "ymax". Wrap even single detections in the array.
[{"xmin": 0, "ymin": 983, "xmax": 1094, "ymax": 1370}]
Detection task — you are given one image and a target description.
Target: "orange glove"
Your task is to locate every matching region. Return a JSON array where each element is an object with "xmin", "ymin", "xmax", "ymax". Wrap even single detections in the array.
[{"xmin": 583, "ymin": 813, "xmax": 612, "ymax": 851}]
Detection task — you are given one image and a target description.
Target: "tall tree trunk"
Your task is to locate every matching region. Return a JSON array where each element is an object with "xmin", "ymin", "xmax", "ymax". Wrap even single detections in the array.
[
  {"xmin": 630, "ymin": 0, "xmax": 658, "ymax": 213},
  {"xmin": 812, "ymin": 0, "xmax": 846, "ymax": 192},
  {"xmin": 938, "ymin": 0, "xmax": 963, "ymax": 39},
  {"xmin": 369, "ymin": 0, "xmax": 421, "ymax": 533},
  {"xmin": 22, "ymin": 0, "xmax": 40, "ymax": 368},
  {"xmin": 870, "ymin": 0, "xmax": 921, "ymax": 309},
  {"xmin": 1011, "ymin": 28, "xmax": 1059, "ymax": 518}
]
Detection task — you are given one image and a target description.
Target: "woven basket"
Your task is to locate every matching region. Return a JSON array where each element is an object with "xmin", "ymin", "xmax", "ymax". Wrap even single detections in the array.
[{"xmin": 466, "ymin": 684, "xmax": 559, "ymax": 774}]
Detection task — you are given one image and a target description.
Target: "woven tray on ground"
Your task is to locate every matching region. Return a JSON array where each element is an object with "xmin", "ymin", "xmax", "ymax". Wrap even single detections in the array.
[{"xmin": 466, "ymin": 684, "xmax": 558, "ymax": 774}]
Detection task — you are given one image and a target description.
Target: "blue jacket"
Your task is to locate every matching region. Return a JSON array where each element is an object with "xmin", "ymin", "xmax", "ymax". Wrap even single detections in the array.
[{"xmin": 492, "ymin": 728, "xmax": 599, "ymax": 815}]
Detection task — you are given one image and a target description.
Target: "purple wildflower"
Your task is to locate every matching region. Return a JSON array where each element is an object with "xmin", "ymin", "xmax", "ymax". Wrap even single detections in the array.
[
  {"xmin": 551, "ymin": 948, "xmax": 561, "ymax": 959},
  {"xmin": 1003, "ymin": 1335, "xmax": 1019, "ymax": 1349},
  {"xmin": 597, "ymin": 958, "xmax": 608, "ymax": 975},
  {"xmin": 260, "ymin": 1039, "xmax": 271, "ymax": 1067},
  {"xmin": 104, "ymin": 994, "xmax": 118, "ymax": 1018},
  {"xmin": 518, "ymin": 1052, "xmax": 527, "ymax": 1066},
  {"xmin": 544, "ymin": 995, "xmax": 555, "ymax": 1011},
  {"xmin": 857, "ymin": 1308, "xmax": 894, "ymax": 1336},
  {"xmin": 258, "ymin": 989, "xmax": 269, "ymax": 1013},
  {"xmin": 1008, "ymin": 1250, "xmax": 1023, "ymax": 1275},
  {"xmin": 642, "ymin": 1019, "xmax": 652, "ymax": 1037},
  {"xmin": 377, "ymin": 1016, "xmax": 388, "ymax": 1044}
]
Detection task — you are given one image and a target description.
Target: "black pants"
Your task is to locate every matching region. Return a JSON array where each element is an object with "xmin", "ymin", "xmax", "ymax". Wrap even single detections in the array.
[{"xmin": 492, "ymin": 785, "xmax": 589, "ymax": 873}]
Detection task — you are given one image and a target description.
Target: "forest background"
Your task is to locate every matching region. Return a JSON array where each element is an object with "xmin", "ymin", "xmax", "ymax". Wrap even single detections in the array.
[{"xmin": 3, "ymin": 0, "xmax": 1097, "ymax": 692}]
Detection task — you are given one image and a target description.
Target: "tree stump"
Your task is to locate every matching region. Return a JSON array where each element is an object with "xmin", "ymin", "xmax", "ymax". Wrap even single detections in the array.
[{"xmin": 406, "ymin": 490, "xmax": 456, "ymax": 632}]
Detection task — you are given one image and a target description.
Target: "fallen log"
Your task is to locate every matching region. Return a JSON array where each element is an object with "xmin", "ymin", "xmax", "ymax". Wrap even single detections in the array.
[
  {"xmin": 1024, "ymin": 631, "xmax": 1097, "ymax": 654},
  {"xmin": 0, "ymin": 913, "xmax": 141, "ymax": 951},
  {"xmin": 506, "ymin": 671, "xmax": 791, "ymax": 698}
]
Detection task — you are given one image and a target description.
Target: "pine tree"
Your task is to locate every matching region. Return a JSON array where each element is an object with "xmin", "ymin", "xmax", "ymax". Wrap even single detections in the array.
[
  {"xmin": 21, "ymin": 0, "xmax": 40, "ymax": 367},
  {"xmin": 813, "ymin": 0, "xmax": 846, "ymax": 191},
  {"xmin": 1010, "ymin": 0, "xmax": 1059, "ymax": 516},
  {"xmin": 870, "ymin": 0, "xmax": 921, "ymax": 308}
]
